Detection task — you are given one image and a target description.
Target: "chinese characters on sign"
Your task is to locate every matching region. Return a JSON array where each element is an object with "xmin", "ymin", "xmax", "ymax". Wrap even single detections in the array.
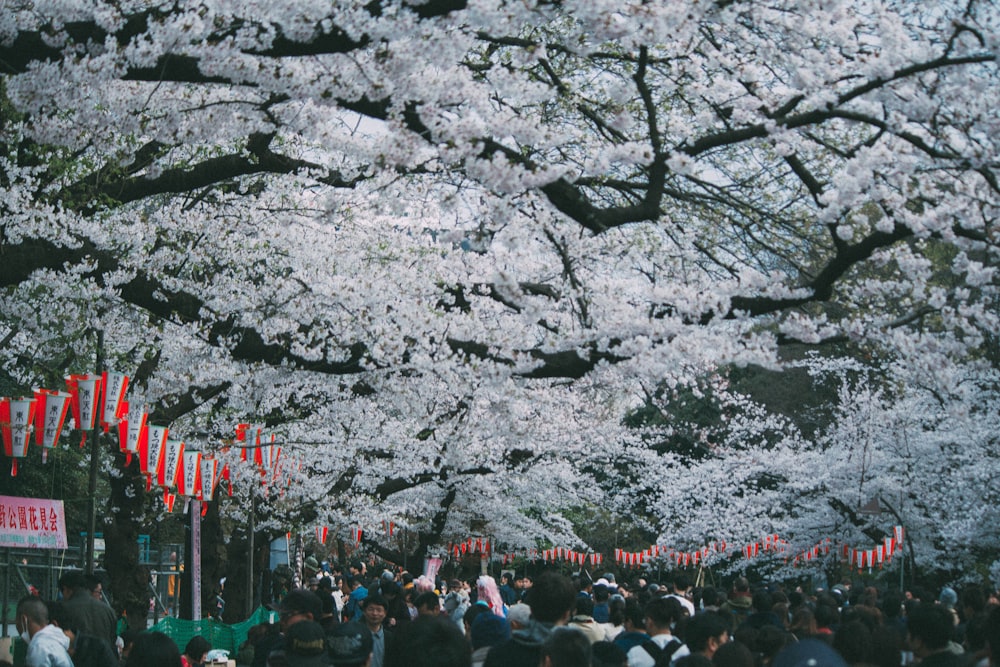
[{"xmin": 0, "ymin": 495, "xmax": 68, "ymax": 549}]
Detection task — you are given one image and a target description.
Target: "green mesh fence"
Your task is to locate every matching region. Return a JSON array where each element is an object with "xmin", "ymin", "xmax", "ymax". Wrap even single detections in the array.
[{"xmin": 151, "ymin": 606, "xmax": 275, "ymax": 657}]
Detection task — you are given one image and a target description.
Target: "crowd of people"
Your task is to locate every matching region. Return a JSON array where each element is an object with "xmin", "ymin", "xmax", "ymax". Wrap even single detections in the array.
[
  {"xmin": 13, "ymin": 560, "xmax": 1000, "ymax": 667},
  {"xmin": 231, "ymin": 559, "xmax": 1000, "ymax": 667}
]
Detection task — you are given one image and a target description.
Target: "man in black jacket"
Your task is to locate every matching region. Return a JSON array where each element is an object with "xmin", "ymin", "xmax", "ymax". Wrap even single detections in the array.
[{"xmin": 483, "ymin": 572, "xmax": 576, "ymax": 667}]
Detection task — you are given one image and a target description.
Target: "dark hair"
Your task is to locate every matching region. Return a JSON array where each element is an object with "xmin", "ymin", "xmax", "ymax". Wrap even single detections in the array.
[
  {"xmin": 962, "ymin": 584, "xmax": 987, "ymax": 615},
  {"xmin": 47, "ymin": 600, "xmax": 78, "ymax": 633},
  {"xmin": 525, "ymin": 572, "xmax": 576, "ymax": 624},
  {"xmin": 701, "ymin": 587, "xmax": 723, "ymax": 608},
  {"xmin": 712, "ymin": 640, "xmax": 755, "ymax": 667},
  {"xmin": 130, "ymin": 631, "xmax": 183, "ymax": 667},
  {"xmin": 540, "ymin": 626, "xmax": 592, "ymax": 667},
  {"xmin": 384, "ymin": 615, "xmax": 470, "ymax": 667},
  {"xmin": 685, "ymin": 611, "xmax": 731, "ymax": 652},
  {"xmin": 361, "ymin": 594, "xmax": 388, "ymax": 611},
  {"xmin": 58, "ymin": 571, "xmax": 88, "ymax": 592},
  {"xmin": 413, "ymin": 591, "xmax": 439, "ymax": 611},
  {"xmin": 183, "ymin": 635, "xmax": 212, "ymax": 661},
  {"xmin": 869, "ymin": 626, "xmax": 903, "ymax": 667},
  {"xmin": 17, "ymin": 596, "xmax": 49, "ymax": 626},
  {"xmin": 592, "ymin": 641, "xmax": 628, "ymax": 667},
  {"xmin": 814, "ymin": 603, "xmax": 839, "ymax": 629},
  {"xmin": 463, "ymin": 603, "xmax": 492, "ymax": 633},
  {"xmin": 907, "ymin": 603, "xmax": 953, "ymax": 651},
  {"xmin": 575, "ymin": 595, "xmax": 594, "ymax": 617},
  {"xmin": 623, "ymin": 598, "xmax": 645, "ymax": 629},
  {"xmin": 751, "ymin": 590, "xmax": 773, "ymax": 613},
  {"xmin": 609, "ymin": 597, "xmax": 626, "ymax": 626},
  {"xmin": 644, "ymin": 596, "xmax": 683, "ymax": 630},
  {"xmin": 676, "ymin": 656, "xmax": 714, "ymax": 667}
]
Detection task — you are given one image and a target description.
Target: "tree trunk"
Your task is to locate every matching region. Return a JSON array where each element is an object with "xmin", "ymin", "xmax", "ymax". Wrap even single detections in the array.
[{"xmin": 104, "ymin": 452, "xmax": 153, "ymax": 631}]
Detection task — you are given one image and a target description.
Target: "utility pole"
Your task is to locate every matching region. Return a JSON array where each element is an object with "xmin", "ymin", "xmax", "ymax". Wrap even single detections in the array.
[{"xmin": 85, "ymin": 329, "xmax": 104, "ymax": 575}]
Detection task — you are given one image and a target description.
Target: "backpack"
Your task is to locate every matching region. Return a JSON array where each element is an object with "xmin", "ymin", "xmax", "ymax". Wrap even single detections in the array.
[{"xmin": 642, "ymin": 638, "xmax": 683, "ymax": 667}]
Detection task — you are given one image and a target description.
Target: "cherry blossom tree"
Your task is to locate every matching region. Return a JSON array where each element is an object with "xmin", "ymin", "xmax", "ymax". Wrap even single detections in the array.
[{"xmin": 1, "ymin": 0, "xmax": 998, "ymax": 610}]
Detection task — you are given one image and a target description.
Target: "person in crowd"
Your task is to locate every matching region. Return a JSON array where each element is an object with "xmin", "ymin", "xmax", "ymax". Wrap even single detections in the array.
[
  {"xmin": 17, "ymin": 595, "xmax": 73, "ymax": 667},
  {"xmin": 237, "ymin": 623, "xmax": 275, "ymax": 667},
  {"xmin": 506, "ymin": 603, "xmax": 531, "ymax": 632},
  {"xmin": 614, "ymin": 598, "xmax": 649, "ymax": 654},
  {"xmin": 667, "ymin": 575, "xmax": 696, "ymax": 619},
  {"xmin": 254, "ymin": 588, "xmax": 323, "ymax": 667},
  {"xmin": 84, "ymin": 575, "xmax": 105, "ymax": 603},
  {"xmin": 831, "ymin": 620, "xmax": 870, "ymax": 667},
  {"xmin": 770, "ymin": 640, "xmax": 848, "ymax": 667},
  {"xmin": 483, "ymin": 571, "xmax": 576, "ymax": 667},
  {"xmin": 593, "ymin": 641, "xmax": 629, "ymax": 667},
  {"xmin": 788, "ymin": 607, "xmax": 818, "ymax": 641},
  {"xmin": 907, "ymin": 603, "xmax": 965, "ymax": 667},
  {"xmin": 499, "ymin": 574, "xmax": 518, "ymax": 608},
  {"xmin": 756, "ymin": 625, "xmax": 794, "ymax": 667},
  {"xmin": 126, "ymin": 631, "xmax": 182, "ymax": 667},
  {"xmin": 443, "ymin": 579, "xmax": 471, "ymax": 629},
  {"xmin": 48, "ymin": 600, "xmax": 119, "ymax": 667},
  {"xmin": 603, "ymin": 595, "xmax": 627, "ymax": 641},
  {"xmin": 58, "ymin": 571, "xmax": 118, "ymax": 650},
  {"xmin": 413, "ymin": 591, "xmax": 440, "ymax": 617},
  {"xmin": 711, "ymin": 640, "xmax": 754, "ymax": 667},
  {"xmin": 627, "ymin": 596, "xmax": 690, "ymax": 667},
  {"xmin": 463, "ymin": 604, "xmax": 493, "ymax": 641},
  {"xmin": 315, "ymin": 576, "xmax": 340, "ymax": 632},
  {"xmin": 720, "ymin": 579, "xmax": 753, "ymax": 628},
  {"xmin": 360, "ymin": 595, "xmax": 392, "ymax": 667},
  {"xmin": 119, "ymin": 628, "xmax": 142, "ymax": 666},
  {"xmin": 470, "ymin": 613, "xmax": 510, "ymax": 667},
  {"xmin": 384, "ymin": 616, "xmax": 470, "ymax": 667},
  {"xmin": 343, "ymin": 578, "xmax": 368, "ymax": 623},
  {"xmin": 268, "ymin": 619, "xmax": 330, "ymax": 667},
  {"xmin": 685, "ymin": 611, "xmax": 731, "ymax": 660},
  {"xmin": 540, "ymin": 626, "xmax": 592, "ymax": 667},
  {"xmin": 181, "ymin": 636, "xmax": 211, "ymax": 667},
  {"xmin": 568, "ymin": 596, "xmax": 605, "ymax": 643},
  {"xmin": 593, "ymin": 583, "xmax": 612, "ymax": 624},
  {"xmin": 476, "ymin": 576, "xmax": 506, "ymax": 618},
  {"xmin": 326, "ymin": 622, "xmax": 372, "ymax": 667},
  {"xmin": 379, "ymin": 582, "xmax": 410, "ymax": 630}
]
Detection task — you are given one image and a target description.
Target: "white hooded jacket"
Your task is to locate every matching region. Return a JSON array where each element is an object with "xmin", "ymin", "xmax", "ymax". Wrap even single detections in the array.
[{"xmin": 26, "ymin": 623, "xmax": 73, "ymax": 667}]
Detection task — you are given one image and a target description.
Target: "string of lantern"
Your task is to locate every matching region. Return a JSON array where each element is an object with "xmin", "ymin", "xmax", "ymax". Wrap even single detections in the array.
[{"xmin": 1, "ymin": 373, "xmax": 296, "ymax": 514}]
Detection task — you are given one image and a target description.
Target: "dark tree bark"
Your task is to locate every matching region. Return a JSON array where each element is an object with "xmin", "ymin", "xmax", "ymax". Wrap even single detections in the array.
[{"xmin": 103, "ymin": 451, "xmax": 154, "ymax": 630}]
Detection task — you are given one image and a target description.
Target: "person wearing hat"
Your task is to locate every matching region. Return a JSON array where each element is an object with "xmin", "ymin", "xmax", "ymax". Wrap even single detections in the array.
[
  {"xmin": 327, "ymin": 622, "xmax": 373, "ymax": 667},
  {"xmin": 270, "ymin": 620, "xmax": 330, "ymax": 667},
  {"xmin": 253, "ymin": 588, "xmax": 323, "ymax": 667}
]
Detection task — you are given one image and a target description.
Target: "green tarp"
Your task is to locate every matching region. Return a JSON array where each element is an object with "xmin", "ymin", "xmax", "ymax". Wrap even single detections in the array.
[{"xmin": 151, "ymin": 606, "xmax": 275, "ymax": 657}]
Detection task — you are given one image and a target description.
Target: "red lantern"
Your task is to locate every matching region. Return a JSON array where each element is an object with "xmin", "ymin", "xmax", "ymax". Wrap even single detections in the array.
[
  {"xmin": 1, "ymin": 397, "xmax": 36, "ymax": 476},
  {"xmin": 33, "ymin": 389, "xmax": 71, "ymax": 462},
  {"xmin": 66, "ymin": 374, "xmax": 102, "ymax": 444},
  {"xmin": 99, "ymin": 371, "xmax": 129, "ymax": 431},
  {"xmin": 178, "ymin": 449, "xmax": 201, "ymax": 498},
  {"xmin": 200, "ymin": 457, "xmax": 220, "ymax": 501},
  {"xmin": 118, "ymin": 404, "xmax": 147, "ymax": 465},
  {"xmin": 141, "ymin": 424, "xmax": 169, "ymax": 489},
  {"xmin": 157, "ymin": 438, "xmax": 184, "ymax": 502}
]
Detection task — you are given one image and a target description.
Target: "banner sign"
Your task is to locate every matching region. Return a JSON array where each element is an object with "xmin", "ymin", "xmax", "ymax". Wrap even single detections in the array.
[{"xmin": 0, "ymin": 495, "xmax": 68, "ymax": 549}]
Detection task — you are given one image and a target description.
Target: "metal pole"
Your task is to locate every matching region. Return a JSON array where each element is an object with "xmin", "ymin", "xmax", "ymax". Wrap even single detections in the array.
[
  {"xmin": 85, "ymin": 329, "xmax": 104, "ymax": 575},
  {"xmin": 246, "ymin": 492, "xmax": 255, "ymax": 617},
  {"xmin": 191, "ymin": 499, "xmax": 202, "ymax": 620}
]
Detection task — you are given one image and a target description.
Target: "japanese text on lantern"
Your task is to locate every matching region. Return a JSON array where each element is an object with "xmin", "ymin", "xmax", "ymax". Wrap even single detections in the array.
[{"xmin": 0, "ymin": 495, "xmax": 68, "ymax": 548}]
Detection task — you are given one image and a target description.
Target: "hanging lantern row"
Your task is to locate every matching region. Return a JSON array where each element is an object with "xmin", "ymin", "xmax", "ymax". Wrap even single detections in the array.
[{"xmin": 0, "ymin": 374, "xmax": 297, "ymax": 513}]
